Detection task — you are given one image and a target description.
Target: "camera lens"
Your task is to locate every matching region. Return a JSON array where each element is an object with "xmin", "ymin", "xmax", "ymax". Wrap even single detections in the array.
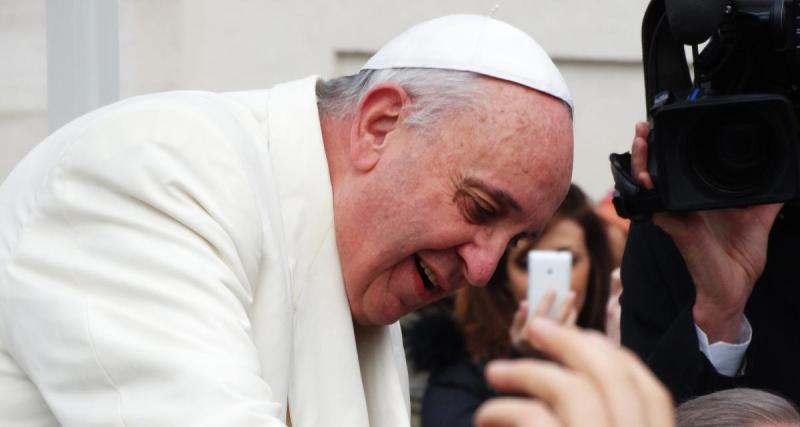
[
  {"xmin": 688, "ymin": 111, "xmax": 777, "ymax": 195},
  {"xmin": 734, "ymin": 0, "xmax": 787, "ymax": 46},
  {"xmin": 648, "ymin": 95, "xmax": 797, "ymax": 212}
]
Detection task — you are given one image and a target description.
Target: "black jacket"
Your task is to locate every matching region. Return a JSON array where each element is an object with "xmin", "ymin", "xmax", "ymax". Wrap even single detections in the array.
[
  {"xmin": 405, "ymin": 304, "xmax": 497, "ymax": 427},
  {"xmin": 620, "ymin": 208, "xmax": 800, "ymax": 405}
]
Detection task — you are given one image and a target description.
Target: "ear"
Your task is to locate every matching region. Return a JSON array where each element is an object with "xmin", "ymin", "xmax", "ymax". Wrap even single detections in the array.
[{"xmin": 349, "ymin": 83, "xmax": 409, "ymax": 172}]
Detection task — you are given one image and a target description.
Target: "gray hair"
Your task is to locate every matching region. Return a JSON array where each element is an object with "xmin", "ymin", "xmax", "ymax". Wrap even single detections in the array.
[
  {"xmin": 316, "ymin": 68, "xmax": 487, "ymax": 129},
  {"xmin": 676, "ymin": 388, "xmax": 800, "ymax": 427}
]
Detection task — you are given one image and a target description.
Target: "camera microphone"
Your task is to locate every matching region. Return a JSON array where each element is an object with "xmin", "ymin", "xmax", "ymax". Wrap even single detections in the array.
[{"xmin": 664, "ymin": 0, "xmax": 728, "ymax": 45}]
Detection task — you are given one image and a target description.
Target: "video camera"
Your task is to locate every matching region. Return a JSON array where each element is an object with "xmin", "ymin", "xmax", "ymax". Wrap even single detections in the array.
[{"xmin": 610, "ymin": 0, "xmax": 800, "ymax": 220}]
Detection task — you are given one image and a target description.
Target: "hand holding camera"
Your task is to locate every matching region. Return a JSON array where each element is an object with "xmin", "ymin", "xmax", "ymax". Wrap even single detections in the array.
[
  {"xmin": 631, "ymin": 121, "xmax": 782, "ymax": 342},
  {"xmin": 609, "ymin": 0, "xmax": 800, "ymax": 404}
]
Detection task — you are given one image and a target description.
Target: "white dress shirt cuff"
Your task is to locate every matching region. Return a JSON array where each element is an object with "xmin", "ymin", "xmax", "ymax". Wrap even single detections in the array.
[{"xmin": 694, "ymin": 317, "xmax": 752, "ymax": 377}]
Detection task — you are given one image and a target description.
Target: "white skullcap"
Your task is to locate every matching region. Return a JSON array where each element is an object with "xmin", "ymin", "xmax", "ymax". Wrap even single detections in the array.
[{"xmin": 361, "ymin": 14, "xmax": 573, "ymax": 111}]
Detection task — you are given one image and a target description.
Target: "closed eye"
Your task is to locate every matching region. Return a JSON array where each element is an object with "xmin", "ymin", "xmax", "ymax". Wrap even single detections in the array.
[
  {"xmin": 452, "ymin": 175, "xmax": 524, "ymax": 226},
  {"xmin": 456, "ymin": 191, "xmax": 500, "ymax": 225}
]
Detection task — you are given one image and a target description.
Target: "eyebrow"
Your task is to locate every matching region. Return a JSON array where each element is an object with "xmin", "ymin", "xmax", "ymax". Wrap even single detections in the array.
[
  {"xmin": 462, "ymin": 177, "xmax": 522, "ymax": 213},
  {"xmin": 461, "ymin": 176, "xmax": 541, "ymax": 242}
]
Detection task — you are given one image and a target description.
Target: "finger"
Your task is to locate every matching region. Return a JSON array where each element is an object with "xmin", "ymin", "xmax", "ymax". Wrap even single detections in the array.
[
  {"xmin": 630, "ymin": 122, "xmax": 647, "ymax": 167},
  {"xmin": 606, "ymin": 286, "xmax": 622, "ymax": 310},
  {"xmin": 554, "ymin": 291, "xmax": 576, "ymax": 324},
  {"xmin": 605, "ymin": 293, "xmax": 621, "ymax": 322},
  {"xmin": 510, "ymin": 303, "xmax": 528, "ymax": 341},
  {"xmin": 610, "ymin": 268, "xmax": 622, "ymax": 295},
  {"xmin": 630, "ymin": 124, "xmax": 654, "ymax": 190},
  {"xmin": 524, "ymin": 318, "xmax": 648, "ymax": 427},
  {"xmin": 511, "ymin": 302, "xmax": 528, "ymax": 331},
  {"xmin": 632, "ymin": 140, "xmax": 654, "ymax": 189},
  {"xmin": 616, "ymin": 349, "xmax": 675, "ymax": 427},
  {"xmin": 484, "ymin": 359, "xmax": 609, "ymax": 427},
  {"xmin": 564, "ymin": 307, "xmax": 578, "ymax": 327},
  {"xmin": 534, "ymin": 289, "xmax": 557, "ymax": 317},
  {"xmin": 635, "ymin": 121, "xmax": 650, "ymax": 139},
  {"xmin": 474, "ymin": 398, "xmax": 562, "ymax": 427}
]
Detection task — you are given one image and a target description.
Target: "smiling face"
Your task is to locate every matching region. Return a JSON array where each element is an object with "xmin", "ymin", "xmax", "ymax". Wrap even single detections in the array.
[{"xmin": 330, "ymin": 78, "xmax": 573, "ymax": 325}]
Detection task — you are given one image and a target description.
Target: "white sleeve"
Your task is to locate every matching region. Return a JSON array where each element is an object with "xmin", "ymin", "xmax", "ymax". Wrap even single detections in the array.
[
  {"xmin": 1, "ymin": 99, "xmax": 285, "ymax": 426},
  {"xmin": 694, "ymin": 317, "xmax": 752, "ymax": 377}
]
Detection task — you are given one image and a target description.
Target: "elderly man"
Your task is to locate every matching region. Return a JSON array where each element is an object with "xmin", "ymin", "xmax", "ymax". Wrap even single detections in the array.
[{"xmin": 0, "ymin": 15, "xmax": 573, "ymax": 426}]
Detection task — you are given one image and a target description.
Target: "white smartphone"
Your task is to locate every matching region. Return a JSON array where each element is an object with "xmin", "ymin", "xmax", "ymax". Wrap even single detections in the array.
[{"xmin": 527, "ymin": 250, "xmax": 572, "ymax": 318}]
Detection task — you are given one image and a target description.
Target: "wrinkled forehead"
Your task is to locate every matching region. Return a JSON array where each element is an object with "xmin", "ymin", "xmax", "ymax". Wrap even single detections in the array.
[
  {"xmin": 462, "ymin": 86, "xmax": 573, "ymax": 218},
  {"xmin": 474, "ymin": 85, "xmax": 572, "ymax": 158},
  {"xmin": 486, "ymin": 82, "xmax": 573, "ymax": 143}
]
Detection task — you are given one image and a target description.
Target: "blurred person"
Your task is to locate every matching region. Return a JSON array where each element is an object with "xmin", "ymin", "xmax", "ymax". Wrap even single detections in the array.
[
  {"xmin": 409, "ymin": 184, "xmax": 613, "ymax": 427},
  {"xmin": 505, "ymin": 184, "xmax": 614, "ymax": 340},
  {"xmin": 676, "ymin": 388, "xmax": 800, "ymax": 427},
  {"xmin": 0, "ymin": 15, "xmax": 575, "ymax": 427},
  {"xmin": 596, "ymin": 190, "xmax": 631, "ymax": 268},
  {"xmin": 475, "ymin": 317, "xmax": 675, "ymax": 427},
  {"xmin": 594, "ymin": 191, "xmax": 628, "ymax": 343},
  {"xmin": 621, "ymin": 121, "xmax": 800, "ymax": 405}
]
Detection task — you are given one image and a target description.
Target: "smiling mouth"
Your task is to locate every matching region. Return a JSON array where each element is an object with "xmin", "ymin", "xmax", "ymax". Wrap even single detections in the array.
[{"xmin": 414, "ymin": 254, "xmax": 441, "ymax": 292}]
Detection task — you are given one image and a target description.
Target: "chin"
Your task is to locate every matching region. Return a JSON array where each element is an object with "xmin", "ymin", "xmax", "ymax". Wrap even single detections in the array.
[
  {"xmin": 352, "ymin": 298, "xmax": 407, "ymax": 326},
  {"xmin": 351, "ymin": 312, "xmax": 398, "ymax": 327}
]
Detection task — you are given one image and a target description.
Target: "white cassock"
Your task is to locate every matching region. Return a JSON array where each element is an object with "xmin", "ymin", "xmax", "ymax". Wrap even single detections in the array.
[{"xmin": 0, "ymin": 76, "xmax": 410, "ymax": 427}]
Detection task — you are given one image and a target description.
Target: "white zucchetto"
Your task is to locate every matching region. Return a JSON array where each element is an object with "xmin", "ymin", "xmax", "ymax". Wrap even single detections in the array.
[{"xmin": 362, "ymin": 14, "xmax": 573, "ymax": 111}]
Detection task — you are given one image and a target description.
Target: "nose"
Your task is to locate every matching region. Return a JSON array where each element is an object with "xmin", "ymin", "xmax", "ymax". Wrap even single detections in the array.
[{"xmin": 457, "ymin": 230, "xmax": 510, "ymax": 287}]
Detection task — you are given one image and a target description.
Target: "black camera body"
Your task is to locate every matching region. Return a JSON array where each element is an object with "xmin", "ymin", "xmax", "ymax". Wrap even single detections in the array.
[
  {"xmin": 648, "ymin": 94, "xmax": 798, "ymax": 211},
  {"xmin": 611, "ymin": 0, "xmax": 800, "ymax": 219}
]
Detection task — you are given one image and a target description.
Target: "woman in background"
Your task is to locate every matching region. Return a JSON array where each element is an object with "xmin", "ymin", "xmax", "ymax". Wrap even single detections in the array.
[{"xmin": 407, "ymin": 184, "xmax": 614, "ymax": 427}]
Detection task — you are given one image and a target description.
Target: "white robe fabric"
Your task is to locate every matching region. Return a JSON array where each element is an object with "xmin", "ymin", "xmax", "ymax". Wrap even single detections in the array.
[{"xmin": 0, "ymin": 76, "xmax": 410, "ymax": 427}]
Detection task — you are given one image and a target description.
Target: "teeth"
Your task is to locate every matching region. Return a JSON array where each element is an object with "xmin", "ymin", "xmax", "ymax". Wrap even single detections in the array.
[{"xmin": 419, "ymin": 258, "xmax": 440, "ymax": 288}]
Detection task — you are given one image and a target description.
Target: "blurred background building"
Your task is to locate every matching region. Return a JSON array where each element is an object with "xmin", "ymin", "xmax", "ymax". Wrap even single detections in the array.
[{"xmin": 1, "ymin": 0, "xmax": 649, "ymax": 199}]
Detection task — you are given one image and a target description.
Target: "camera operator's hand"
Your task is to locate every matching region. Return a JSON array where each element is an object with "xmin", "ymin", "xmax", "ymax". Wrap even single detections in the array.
[
  {"xmin": 631, "ymin": 122, "xmax": 782, "ymax": 343},
  {"xmin": 475, "ymin": 318, "xmax": 674, "ymax": 427}
]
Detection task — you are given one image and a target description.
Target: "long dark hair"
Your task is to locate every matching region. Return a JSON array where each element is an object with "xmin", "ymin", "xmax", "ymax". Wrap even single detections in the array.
[{"xmin": 454, "ymin": 184, "xmax": 613, "ymax": 362}]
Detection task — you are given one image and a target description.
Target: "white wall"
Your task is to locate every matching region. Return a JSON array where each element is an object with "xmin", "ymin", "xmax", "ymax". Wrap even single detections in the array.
[
  {"xmin": 0, "ymin": 1, "xmax": 47, "ymax": 180},
  {"xmin": 560, "ymin": 60, "xmax": 645, "ymax": 198},
  {"xmin": 2, "ymin": 0, "xmax": 651, "ymax": 199}
]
